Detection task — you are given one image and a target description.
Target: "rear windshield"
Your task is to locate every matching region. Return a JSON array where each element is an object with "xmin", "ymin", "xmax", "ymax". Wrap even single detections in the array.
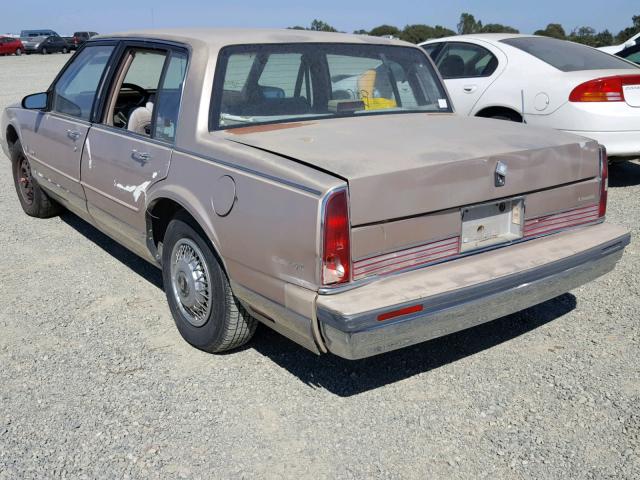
[
  {"xmin": 501, "ymin": 37, "xmax": 639, "ymax": 72},
  {"xmin": 211, "ymin": 43, "xmax": 451, "ymax": 130}
]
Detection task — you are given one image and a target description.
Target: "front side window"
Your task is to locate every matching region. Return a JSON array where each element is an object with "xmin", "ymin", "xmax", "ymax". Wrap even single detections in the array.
[
  {"xmin": 435, "ymin": 42, "xmax": 498, "ymax": 79},
  {"xmin": 422, "ymin": 43, "xmax": 443, "ymax": 61},
  {"xmin": 502, "ymin": 37, "xmax": 639, "ymax": 72},
  {"xmin": 51, "ymin": 44, "xmax": 114, "ymax": 120},
  {"xmin": 105, "ymin": 49, "xmax": 168, "ymax": 136},
  {"xmin": 212, "ymin": 43, "xmax": 451, "ymax": 130}
]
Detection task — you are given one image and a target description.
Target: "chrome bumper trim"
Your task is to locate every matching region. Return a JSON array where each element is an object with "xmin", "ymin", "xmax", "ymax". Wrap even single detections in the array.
[{"xmin": 318, "ymin": 233, "xmax": 630, "ymax": 360}]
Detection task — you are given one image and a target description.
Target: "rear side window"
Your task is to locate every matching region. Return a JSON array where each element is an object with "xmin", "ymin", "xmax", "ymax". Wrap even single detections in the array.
[
  {"xmin": 435, "ymin": 42, "xmax": 498, "ymax": 79},
  {"xmin": 52, "ymin": 45, "xmax": 114, "ymax": 120},
  {"xmin": 620, "ymin": 46, "xmax": 640, "ymax": 65},
  {"xmin": 501, "ymin": 37, "xmax": 639, "ymax": 72}
]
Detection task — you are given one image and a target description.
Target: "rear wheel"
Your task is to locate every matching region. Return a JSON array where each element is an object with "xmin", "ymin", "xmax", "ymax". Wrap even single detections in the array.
[
  {"xmin": 41, "ymin": 47, "xmax": 48, "ymax": 55},
  {"xmin": 11, "ymin": 140, "xmax": 62, "ymax": 218},
  {"xmin": 15, "ymin": 48, "xmax": 22, "ymax": 56},
  {"xmin": 162, "ymin": 214, "xmax": 257, "ymax": 353},
  {"xmin": 62, "ymin": 47, "xmax": 68, "ymax": 54}
]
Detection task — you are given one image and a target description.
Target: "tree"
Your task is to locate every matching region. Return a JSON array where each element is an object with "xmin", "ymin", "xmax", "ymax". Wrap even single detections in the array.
[
  {"xmin": 480, "ymin": 23, "xmax": 519, "ymax": 34},
  {"xmin": 353, "ymin": 29, "xmax": 369, "ymax": 35},
  {"xmin": 569, "ymin": 26, "xmax": 597, "ymax": 46},
  {"xmin": 310, "ymin": 19, "xmax": 338, "ymax": 32},
  {"xmin": 430, "ymin": 25, "xmax": 456, "ymax": 39},
  {"xmin": 615, "ymin": 15, "xmax": 640, "ymax": 43},
  {"xmin": 534, "ymin": 23, "xmax": 566, "ymax": 39},
  {"xmin": 593, "ymin": 29, "xmax": 614, "ymax": 48},
  {"xmin": 400, "ymin": 24, "xmax": 434, "ymax": 44},
  {"xmin": 289, "ymin": 20, "xmax": 338, "ymax": 32},
  {"xmin": 369, "ymin": 25, "xmax": 401, "ymax": 37},
  {"xmin": 457, "ymin": 13, "xmax": 482, "ymax": 35}
]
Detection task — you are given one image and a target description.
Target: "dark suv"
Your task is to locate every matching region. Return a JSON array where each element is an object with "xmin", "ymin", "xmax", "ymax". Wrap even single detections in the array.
[{"xmin": 71, "ymin": 31, "xmax": 98, "ymax": 49}]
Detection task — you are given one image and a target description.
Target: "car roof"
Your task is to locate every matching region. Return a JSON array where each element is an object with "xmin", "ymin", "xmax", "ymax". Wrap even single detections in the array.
[
  {"xmin": 94, "ymin": 28, "xmax": 412, "ymax": 50},
  {"xmin": 421, "ymin": 33, "xmax": 536, "ymax": 45}
]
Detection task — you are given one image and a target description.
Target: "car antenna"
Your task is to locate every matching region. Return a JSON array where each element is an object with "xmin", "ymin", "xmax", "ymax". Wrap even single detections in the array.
[{"xmin": 521, "ymin": 89, "xmax": 526, "ymax": 124}]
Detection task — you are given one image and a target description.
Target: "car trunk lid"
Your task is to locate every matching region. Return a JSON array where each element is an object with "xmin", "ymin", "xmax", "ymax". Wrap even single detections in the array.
[{"xmin": 225, "ymin": 113, "xmax": 599, "ymax": 226}]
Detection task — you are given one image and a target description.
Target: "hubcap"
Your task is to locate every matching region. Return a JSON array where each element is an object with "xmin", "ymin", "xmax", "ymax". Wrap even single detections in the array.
[
  {"xmin": 18, "ymin": 156, "xmax": 34, "ymax": 205},
  {"xmin": 170, "ymin": 238, "xmax": 212, "ymax": 327}
]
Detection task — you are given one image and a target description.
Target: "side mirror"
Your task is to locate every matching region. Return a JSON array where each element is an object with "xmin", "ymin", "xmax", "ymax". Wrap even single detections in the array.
[
  {"xmin": 625, "ymin": 40, "xmax": 636, "ymax": 48},
  {"xmin": 22, "ymin": 92, "xmax": 48, "ymax": 110}
]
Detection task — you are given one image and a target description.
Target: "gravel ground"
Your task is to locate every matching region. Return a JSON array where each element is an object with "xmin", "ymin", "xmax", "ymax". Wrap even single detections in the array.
[{"xmin": 0, "ymin": 54, "xmax": 638, "ymax": 480}]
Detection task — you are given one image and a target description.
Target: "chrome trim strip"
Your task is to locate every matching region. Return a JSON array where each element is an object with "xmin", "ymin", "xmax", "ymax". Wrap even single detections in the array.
[
  {"xmin": 318, "ymin": 232, "xmax": 630, "ymax": 360},
  {"xmin": 173, "ymin": 147, "xmax": 323, "ymax": 196},
  {"xmin": 29, "ymin": 156, "xmax": 79, "ymax": 183},
  {"xmin": 81, "ymin": 181, "xmax": 139, "ymax": 212}
]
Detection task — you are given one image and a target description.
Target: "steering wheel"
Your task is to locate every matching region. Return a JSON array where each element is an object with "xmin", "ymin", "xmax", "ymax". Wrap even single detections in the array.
[{"xmin": 121, "ymin": 82, "xmax": 150, "ymax": 108}]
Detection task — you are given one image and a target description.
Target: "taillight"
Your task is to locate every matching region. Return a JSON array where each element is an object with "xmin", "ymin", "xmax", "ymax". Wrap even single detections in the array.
[
  {"xmin": 599, "ymin": 145, "xmax": 608, "ymax": 218},
  {"xmin": 322, "ymin": 188, "xmax": 350, "ymax": 285},
  {"xmin": 569, "ymin": 75, "xmax": 640, "ymax": 102}
]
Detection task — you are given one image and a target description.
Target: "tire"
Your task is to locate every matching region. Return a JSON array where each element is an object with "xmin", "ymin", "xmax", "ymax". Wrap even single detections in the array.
[
  {"xmin": 15, "ymin": 48, "xmax": 22, "ymax": 56},
  {"xmin": 10, "ymin": 140, "xmax": 62, "ymax": 218},
  {"xmin": 41, "ymin": 47, "xmax": 48, "ymax": 54},
  {"xmin": 488, "ymin": 111, "xmax": 522, "ymax": 122},
  {"xmin": 62, "ymin": 47, "xmax": 68, "ymax": 54},
  {"xmin": 162, "ymin": 213, "xmax": 257, "ymax": 353}
]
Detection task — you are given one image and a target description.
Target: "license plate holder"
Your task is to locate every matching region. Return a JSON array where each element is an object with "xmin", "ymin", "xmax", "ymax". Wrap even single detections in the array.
[{"xmin": 460, "ymin": 198, "xmax": 524, "ymax": 253}]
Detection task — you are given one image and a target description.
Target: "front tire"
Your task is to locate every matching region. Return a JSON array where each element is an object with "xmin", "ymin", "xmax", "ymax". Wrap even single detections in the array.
[
  {"xmin": 11, "ymin": 140, "xmax": 62, "ymax": 218},
  {"xmin": 62, "ymin": 47, "xmax": 68, "ymax": 54},
  {"xmin": 15, "ymin": 48, "xmax": 22, "ymax": 56},
  {"xmin": 162, "ymin": 214, "xmax": 257, "ymax": 353},
  {"xmin": 41, "ymin": 47, "xmax": 48, "ymax": 54}
]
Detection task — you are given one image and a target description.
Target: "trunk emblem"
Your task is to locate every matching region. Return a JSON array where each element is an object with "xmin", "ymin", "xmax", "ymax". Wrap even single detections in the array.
[{"xmin": 495, "ymin": 161, "xmax": 507, "ymax": 187}]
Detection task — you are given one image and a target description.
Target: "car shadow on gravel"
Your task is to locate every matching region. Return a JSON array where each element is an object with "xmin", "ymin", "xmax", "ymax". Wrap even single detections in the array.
[
  {"xmin": 250, "ymin": 294, "xmax": 577, "ymax": 397},
  {"xmin": 60, "ymin": 211, "xmax": 163, "ymax": 289},
  {"xmin": 59, "ymin": 210, "xmax": 577, "ymax": 397},
  {"xmin": 609, "ymin": 160, "xmax": 640, "ymax": 188}
]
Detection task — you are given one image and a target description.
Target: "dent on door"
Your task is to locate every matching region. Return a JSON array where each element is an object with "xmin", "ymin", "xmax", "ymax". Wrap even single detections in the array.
[{"xmin": 81, "ymin": 127, "xmax": 172, "ymax": 252}]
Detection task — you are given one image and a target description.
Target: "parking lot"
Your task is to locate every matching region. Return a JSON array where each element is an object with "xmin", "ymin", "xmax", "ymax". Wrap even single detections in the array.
[{"xmin": 0, "ymin": 54, "xmax": 638, "ymax": 479}]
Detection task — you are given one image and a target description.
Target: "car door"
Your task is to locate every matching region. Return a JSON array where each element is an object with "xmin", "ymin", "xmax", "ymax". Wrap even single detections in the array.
[
  {"xmin": 23, "ymin": 43, "xmax": 116, "ymax": 213},
  {"xmin": 433, "ymin": 41, "xmax": 503, "ymax": 115},
  {"xmin": 81, "ymin": 44, "xmax": 188, "ymax": 253},
  {"xmin": 0, "ymin": 38, "xmax": 8, "ymax": 55}
]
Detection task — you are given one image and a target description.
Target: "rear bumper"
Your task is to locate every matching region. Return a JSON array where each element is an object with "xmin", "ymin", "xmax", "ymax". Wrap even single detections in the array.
[
  {"xmin": 561, "ymin": 130, "xmax": 640, "ymax": 158},
  {"xmin": 317, "ymin": 223, "xmax": 630, "ymax": 360}
]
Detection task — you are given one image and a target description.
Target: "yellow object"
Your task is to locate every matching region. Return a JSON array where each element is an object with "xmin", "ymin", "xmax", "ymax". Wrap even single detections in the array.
[{"xmin": 357, "ymin": 69, "xmax": 397, "ymax": 111}]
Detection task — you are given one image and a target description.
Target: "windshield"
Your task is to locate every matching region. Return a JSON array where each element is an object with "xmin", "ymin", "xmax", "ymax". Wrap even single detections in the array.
[
  {"xmin": 501, "ymin": 37, "xmax": 639, "ymax": 72},
  {"xmin": 211, "ymin": 43, "xmax": 451, "ymax": 130}
]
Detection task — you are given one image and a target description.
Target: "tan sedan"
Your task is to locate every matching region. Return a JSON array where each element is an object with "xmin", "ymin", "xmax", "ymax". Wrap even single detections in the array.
[{"xmin": 1, "ymin": 29, "xmax": 630, "ymax": 359}]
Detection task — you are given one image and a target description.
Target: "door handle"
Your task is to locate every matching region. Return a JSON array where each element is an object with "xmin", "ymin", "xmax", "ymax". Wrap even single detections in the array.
[
  {"xmin": 463, "ymin": 85, "xmax": 478, "ymax": 93},
  {"xmin": 131, "ymin": 149, "xmax": 151, "ymax": 165},
  {"xmin": 66, "ymin": 129, "xmax": 81, "ymax": 141}
]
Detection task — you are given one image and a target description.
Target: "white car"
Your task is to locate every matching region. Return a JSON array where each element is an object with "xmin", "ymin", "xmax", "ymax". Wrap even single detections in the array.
[
  {"xmin": 598, "ymin": 33, "xmax": 639, "ymax": 55},
  {"xmin": 420, "ymin": 34, "xmax": 640, "ymax": 159}
]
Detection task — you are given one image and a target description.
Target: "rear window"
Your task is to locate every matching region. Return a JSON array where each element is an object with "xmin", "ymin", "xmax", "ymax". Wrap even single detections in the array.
[
  {"xmin": 211, "ymin": 43, "xmax": 451, "ymax": 130},
  {"xmin": 501, "ymin": 37, "xmax": 638, "ymax": 72}
]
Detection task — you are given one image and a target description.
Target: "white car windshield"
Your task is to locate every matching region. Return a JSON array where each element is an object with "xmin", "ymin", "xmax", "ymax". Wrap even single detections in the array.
[{"xmin": 211, "ymin": 43, "xmax": 451, "ymax": 130}]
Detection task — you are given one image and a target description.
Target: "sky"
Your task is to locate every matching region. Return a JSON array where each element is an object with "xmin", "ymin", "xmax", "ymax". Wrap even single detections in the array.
[{"xmin": 1, "ymin": 0, "xmax": 637, "ymax": 37}]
